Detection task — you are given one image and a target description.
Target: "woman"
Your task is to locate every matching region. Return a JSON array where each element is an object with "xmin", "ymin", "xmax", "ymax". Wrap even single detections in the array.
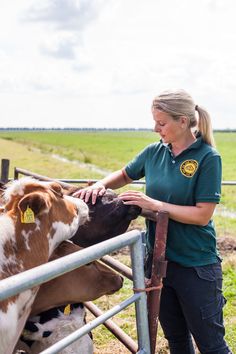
[{"xmin": 74, "ymin": 89, "xmax": 232, "ymax": 354}]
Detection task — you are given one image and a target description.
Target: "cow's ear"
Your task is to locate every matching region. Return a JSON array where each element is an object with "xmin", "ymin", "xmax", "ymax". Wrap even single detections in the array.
[
  {"xmin": 64, "ymin": 186, "xmax": 80, "ymax": 196},
  {"xmin": 49, "ymin": 182, "xmax": 64, "ymax": 197},
  {"xmin": 18, "ymin": 192, "xmax": 48, "ymax": 216}
]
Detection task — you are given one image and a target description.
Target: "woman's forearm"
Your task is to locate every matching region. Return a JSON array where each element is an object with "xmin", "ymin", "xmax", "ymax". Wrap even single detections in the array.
[
  {"xmin": 119, "ymin": 190, "xmax": 216, "ymax": 226},
  {"xmin": 155, "ymin": 201, "xmax": 216, "ymax": 226},
  {"xmin": 99, "ymin": 169, "xmax": 132, "ymax": 189}
]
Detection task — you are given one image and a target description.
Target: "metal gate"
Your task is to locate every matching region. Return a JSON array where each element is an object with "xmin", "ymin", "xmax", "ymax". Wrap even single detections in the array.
[{"xmin": 0, "ymin": 230, "xmax": 151, "ymax": 354}]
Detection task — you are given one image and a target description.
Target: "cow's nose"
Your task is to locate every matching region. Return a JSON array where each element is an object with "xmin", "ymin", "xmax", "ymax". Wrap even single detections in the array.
[
  {"xmin": 108, "ymin": 275, "xmax": 124, "ymax": 294},
  {"xmin": 118, "ymin": 275, "xmax": 124, "ymax": 288}
]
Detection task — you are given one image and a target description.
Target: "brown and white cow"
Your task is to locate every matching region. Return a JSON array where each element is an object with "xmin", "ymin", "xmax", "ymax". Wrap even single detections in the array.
[{"xmin": 0, "ymin": 177, "xmax": 89, "ymax": 354}]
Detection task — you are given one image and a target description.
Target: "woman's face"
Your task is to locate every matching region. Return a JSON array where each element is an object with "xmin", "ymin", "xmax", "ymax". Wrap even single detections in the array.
[{"xmin": 152, "ymin": 110, "xmax": 185, "ymax": 144}]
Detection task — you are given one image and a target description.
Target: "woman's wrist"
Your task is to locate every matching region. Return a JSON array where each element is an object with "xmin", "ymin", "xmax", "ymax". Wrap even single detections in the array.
[
  {"xmin": 93, "ymin": 181, "xmax": 105, "ymax": 189},
  {"xmin": 153, "ymin": 200, "xmax": 165, "ymax": 212}
]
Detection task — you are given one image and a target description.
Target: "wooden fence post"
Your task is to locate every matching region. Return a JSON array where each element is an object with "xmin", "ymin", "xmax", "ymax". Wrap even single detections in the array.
[
  {"xmin": 147, "ymin": 211, "xmax": 169, "ymax": 354},
  {"xmin": 1, "ymin": 159, "xmax": 10, "ymax": 183}
]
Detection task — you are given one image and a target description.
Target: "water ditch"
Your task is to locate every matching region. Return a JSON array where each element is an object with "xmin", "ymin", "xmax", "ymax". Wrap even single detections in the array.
[
  {"xmin": 51, "ymin": 153, "xmax": 110, "ymax": 176},
  {"xmin": 215, "ymin": 207, "xmax": 236, "ymax": 219}
]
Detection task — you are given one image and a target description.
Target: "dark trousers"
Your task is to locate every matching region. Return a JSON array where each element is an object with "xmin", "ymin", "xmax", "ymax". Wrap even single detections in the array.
[{"xmin": 159, "ymin": 261, "xmax": 232, "ymax": 354}]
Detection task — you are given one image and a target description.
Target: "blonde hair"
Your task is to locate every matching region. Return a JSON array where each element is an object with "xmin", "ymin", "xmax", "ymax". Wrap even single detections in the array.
[{"xmin": 152, "ymin": 89, "xmax": 215, "ymax": 147}]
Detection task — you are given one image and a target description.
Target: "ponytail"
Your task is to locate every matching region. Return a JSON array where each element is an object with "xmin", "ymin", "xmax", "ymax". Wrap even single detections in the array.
[{"xmin": 196, "ymin": 106, "xmax": 216, "ymax": 147}]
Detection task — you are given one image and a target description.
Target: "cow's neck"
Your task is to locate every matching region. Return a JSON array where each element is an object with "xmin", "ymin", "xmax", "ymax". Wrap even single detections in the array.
[
  {"xmin": 0, "ymin": 214, "xmax": 50, "ymax": 280},
  {"xmin": 15, "ymin": 222, "xmax": 50, "ymax": 270}
]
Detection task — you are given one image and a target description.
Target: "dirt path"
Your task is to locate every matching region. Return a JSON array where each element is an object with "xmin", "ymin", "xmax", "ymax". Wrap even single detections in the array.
[{"xmin": 217, "ymin": 236, "xmax": 236, "ymax": 256}]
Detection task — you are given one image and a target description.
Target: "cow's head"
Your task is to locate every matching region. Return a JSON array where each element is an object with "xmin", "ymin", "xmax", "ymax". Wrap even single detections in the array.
[
  {"xmin": 30, "ymin": 241, "xmax": 124, "ymax": 316},
  {"xmin": 70, "ymin": 188, "xmax": 141, "ymax": 247},
  {"xmin": 2, "ymin": 177, "xmax": 89, "ymax": 260}
]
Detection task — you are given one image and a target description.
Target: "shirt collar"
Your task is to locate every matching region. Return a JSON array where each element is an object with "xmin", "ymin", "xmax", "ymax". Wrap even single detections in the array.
[{"xmin": 160, "ymin": 135, "xmax": 203, "ymax": 153}]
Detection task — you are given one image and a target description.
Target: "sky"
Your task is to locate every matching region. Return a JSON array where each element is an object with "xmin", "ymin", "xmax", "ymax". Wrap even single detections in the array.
[{"xmin": 0, "ymin": 0, "xmax": 236, "ymax": 129}]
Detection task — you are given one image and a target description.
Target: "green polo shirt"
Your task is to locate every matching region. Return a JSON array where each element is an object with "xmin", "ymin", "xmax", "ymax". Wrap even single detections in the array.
[{"xmin": 125, "ymin": 137, "xmax": 222, "ymax": 267}]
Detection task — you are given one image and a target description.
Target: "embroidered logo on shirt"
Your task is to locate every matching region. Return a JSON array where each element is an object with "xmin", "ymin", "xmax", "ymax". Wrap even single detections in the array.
[{"xmin": 180, "ymin": 160, "xmax": 198, "ymax": 178}]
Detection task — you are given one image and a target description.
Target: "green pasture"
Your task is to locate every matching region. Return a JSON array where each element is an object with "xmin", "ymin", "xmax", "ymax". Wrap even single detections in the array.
[
  {"xmin": 0, "ymin": 130, "xmax": 235, "ymax": 178},
  {"xmin": 0, "ymin": 130, "xmax": 235, "ymax": 353},
  {"xmin": 0, "ymin": 130, "xmax": 235, "ymax": 227},
  {"xmin": 0, "ymin": 130, "xmax": 157, "ymax": 172},
  {"xmin": 0, "ymin": 130, "xmax": 235, "ymax": 235}
]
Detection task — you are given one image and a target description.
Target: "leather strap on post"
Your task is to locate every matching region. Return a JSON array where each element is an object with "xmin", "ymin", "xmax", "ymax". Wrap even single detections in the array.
[{"xmin": 133, "ymin": 284, "xmax": 163, "ymax": 293}]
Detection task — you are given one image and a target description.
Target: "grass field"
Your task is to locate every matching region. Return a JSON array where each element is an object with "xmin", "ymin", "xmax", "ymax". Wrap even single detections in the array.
[
  {"xmin": 0, "ymin": 130, "xmax": 235, "ymax": 353},
  {"xmin": 1, "ymin": 130, "xmax": 236, "ymax": 232},
  {"xmin": 1, "ymin": 130, "xmax": 236, "ymax": 177}
]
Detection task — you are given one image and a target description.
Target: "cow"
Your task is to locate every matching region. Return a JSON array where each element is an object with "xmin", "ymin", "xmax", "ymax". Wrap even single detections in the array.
[
  {"xmin": 30, "ymin": 240, "xmax": 124, "ymax": 316},
  {"xmin": 16, "ymin": 240, "xmax": 123, "ymax": 354},
  {"xmin": 21, "ymin": 303, "xmax": 93, "ymax": 354},
  {"xmin": 68, "ymin": 188, "xmax": 142, "ymax": 247},
  {"xmin": 0, "ymin": 177, "xmax": 89, "ymax": 354}
]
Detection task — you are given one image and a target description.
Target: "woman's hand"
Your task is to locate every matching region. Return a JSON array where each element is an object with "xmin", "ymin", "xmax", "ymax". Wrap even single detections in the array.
[
  {"xmin": 118, "ymin": 190, "xmax": 162, "ymax": 212},
  {"xmin": 72, "ymin": 182, "xmax": 106, "ymax": 204}
]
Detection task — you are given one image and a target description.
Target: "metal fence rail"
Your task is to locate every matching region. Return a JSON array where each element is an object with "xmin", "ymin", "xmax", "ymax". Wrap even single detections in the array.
[
  {"xmin": 0, "ymin": 161, "xmax": 235, "ymax": 185},
  {"xmin": 12, "ymin": 167, "xmax": 236, "ymax": 186},
  {"xmin": 0, "ymin": 230, "xmax": 151, "ymax": 354}
]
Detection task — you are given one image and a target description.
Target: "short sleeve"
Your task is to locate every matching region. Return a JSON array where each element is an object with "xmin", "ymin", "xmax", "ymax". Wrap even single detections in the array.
[
  {"xmin": 125, "ymin": 146, "xmax": 150, "ymax": 180},
  {"xmin": 195, "ymin": 153, "xmax": 222, "ymax": 203}
]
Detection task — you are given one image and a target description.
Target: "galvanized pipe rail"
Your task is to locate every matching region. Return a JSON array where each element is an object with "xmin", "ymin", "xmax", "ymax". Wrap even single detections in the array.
[
  {"xmin": 0, "ymin": 162, "xmax": 235, "ymax": 186},
  {"xmin": 41, "ymin": 294, "xmax": 141, "ymax": 354},
  {"xmin": 101, "ymin": 254, "xmax": 133, "ymax": 280},
  {"xmin": 85, "ymin": 301, "xmax": 138, "ymax": 353},
  {"xmin": 12, "ymin": 166, "xmax": 236, "ymax": 186},
  {"xmin": 0, "ymin": 230, "xmax": 151, "ymax": 354},
  {"xmin": 13, "ymin": 167, "xmax": 72, "ymax": 189}
]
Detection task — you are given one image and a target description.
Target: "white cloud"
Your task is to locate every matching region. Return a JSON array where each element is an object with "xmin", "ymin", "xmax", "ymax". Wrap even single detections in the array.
[
  {"xmin": 0, "ymin": 0, "xmax": 235, "ymax": 129},
  {"xmin": 23, "ymin": 0, "xmax": 105, "ymax": 31}
]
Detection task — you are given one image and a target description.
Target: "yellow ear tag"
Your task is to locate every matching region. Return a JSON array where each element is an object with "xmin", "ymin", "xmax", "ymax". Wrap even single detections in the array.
[
  {"xmin": 21, "ymin": 206, "xmax": 35, "ymax": 224},
  {"xmin": 64, "ymin": 304, "xmax": 71, "ymax": 315}
]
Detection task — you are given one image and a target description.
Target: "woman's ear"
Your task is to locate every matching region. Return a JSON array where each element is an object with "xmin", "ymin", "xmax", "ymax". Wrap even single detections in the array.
[{"xmin": 179, "ymin": 115, "xmax": 188, "ymax": 128}]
